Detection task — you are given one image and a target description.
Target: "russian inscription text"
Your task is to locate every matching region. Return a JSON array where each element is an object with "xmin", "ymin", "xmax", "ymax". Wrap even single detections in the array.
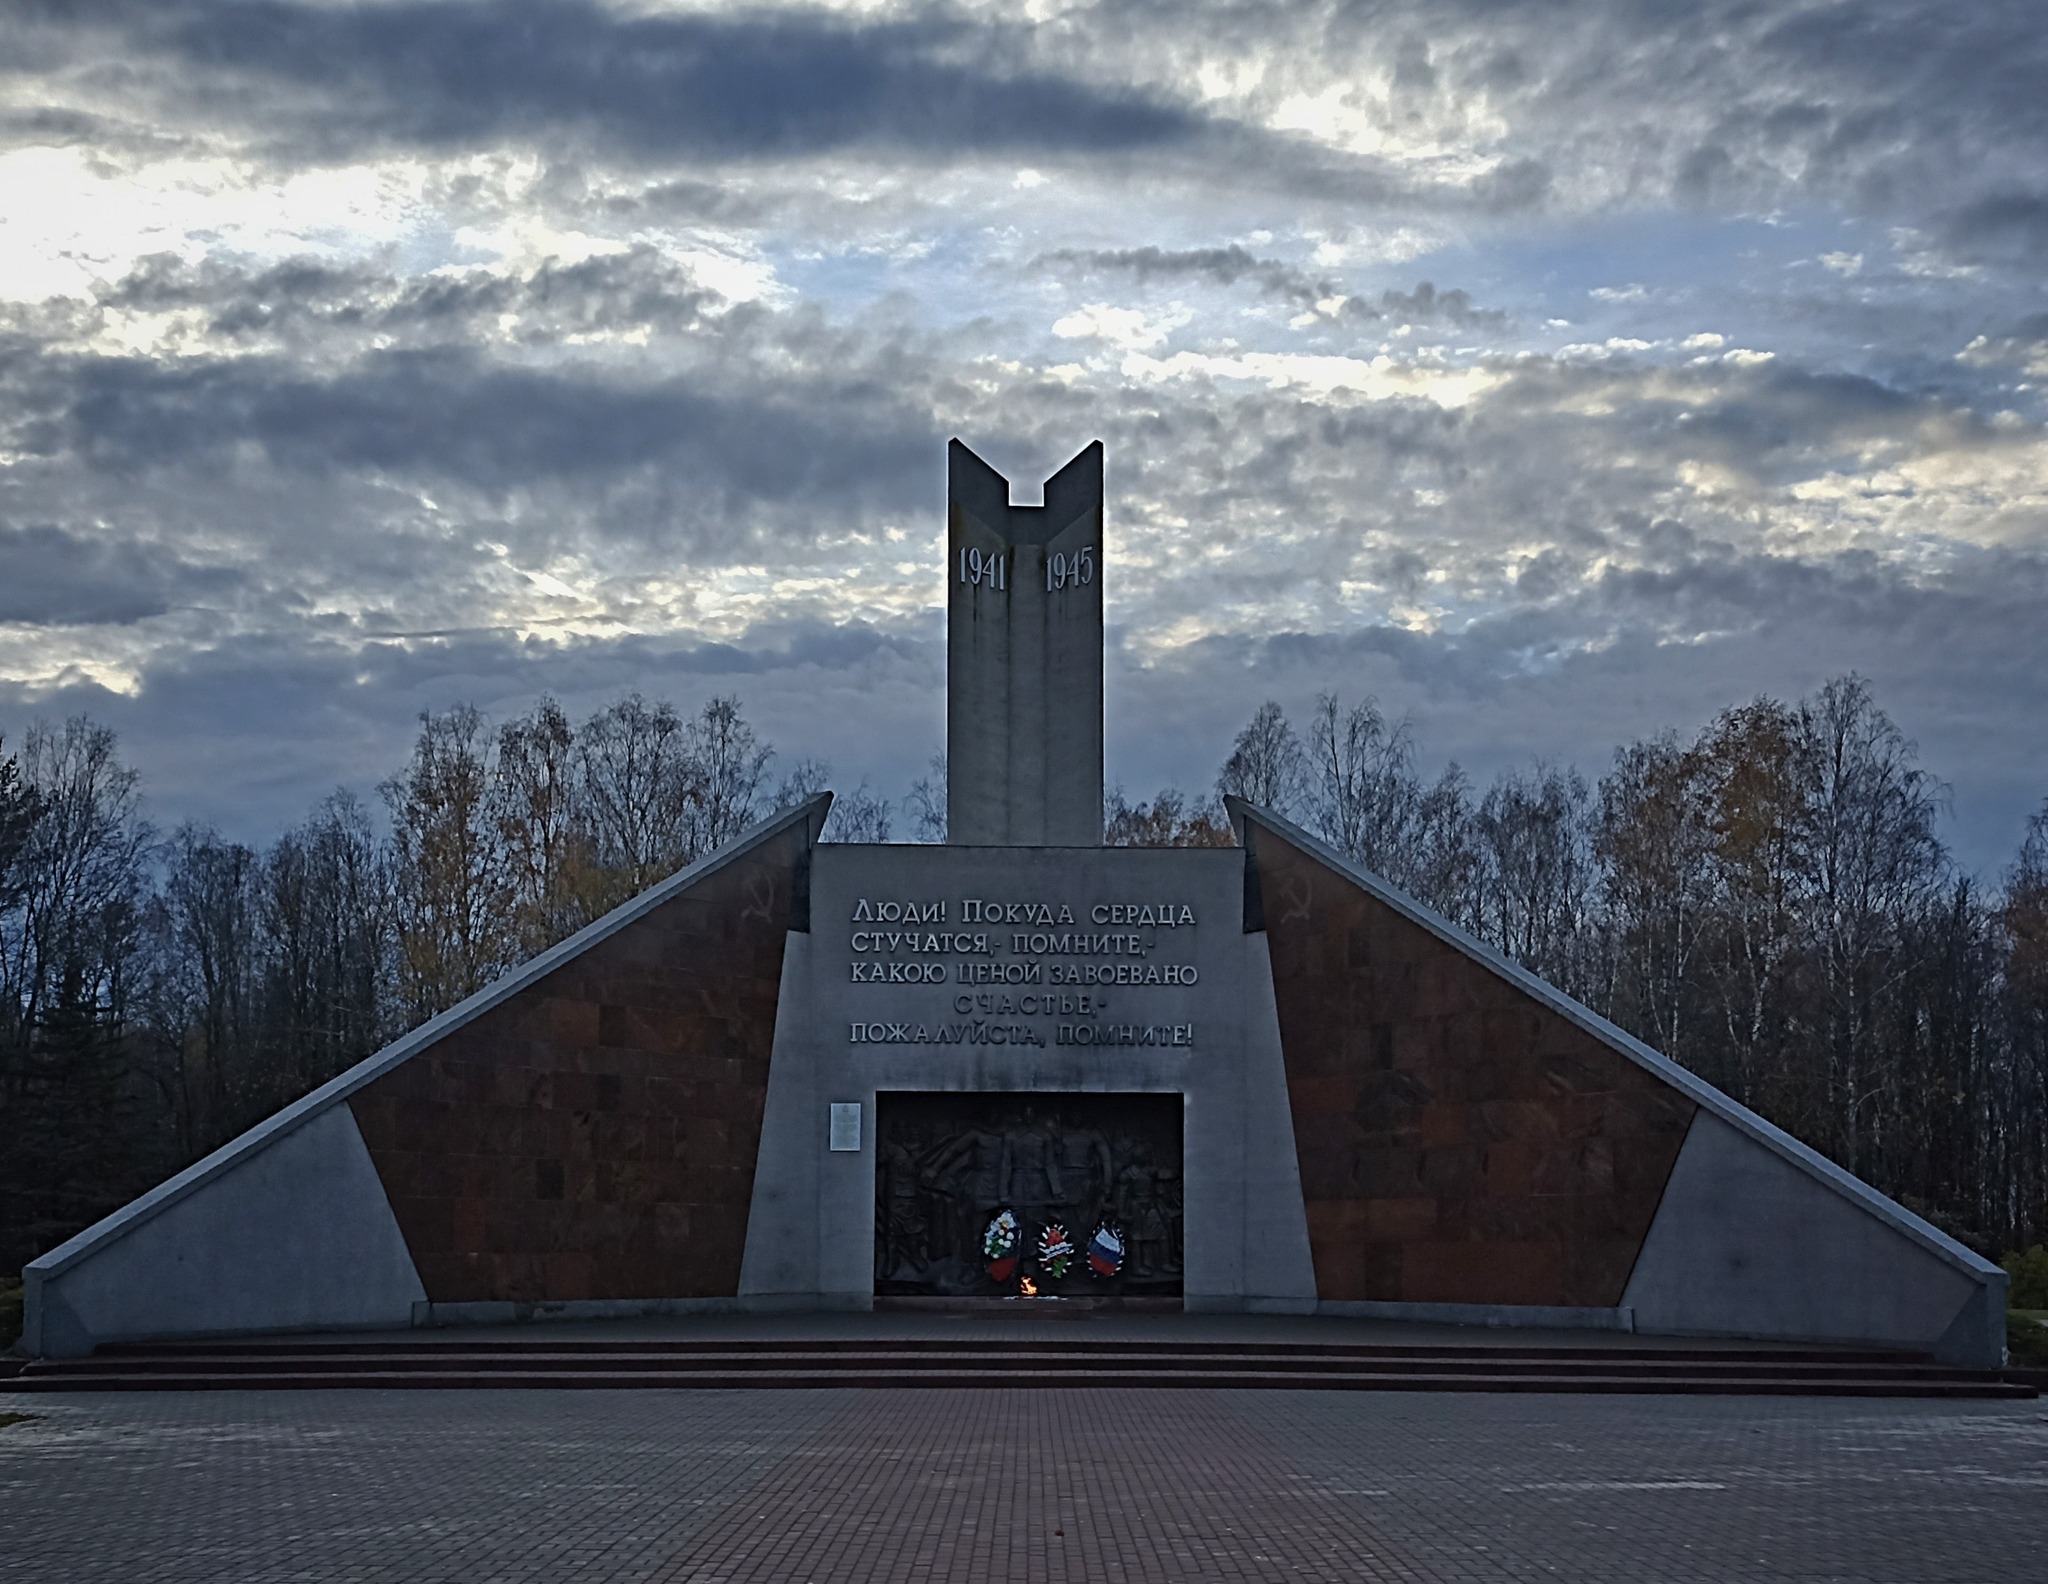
[{"xmin": 842, "ymin": 892, "xmax": 1202, "ymax": 1048}]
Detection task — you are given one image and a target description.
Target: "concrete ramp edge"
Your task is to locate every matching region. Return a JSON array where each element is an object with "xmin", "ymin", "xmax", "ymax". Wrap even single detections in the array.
[
  {"xmin": 1220, "ymin": 799, "xmax": 2007, "ymax": 1368},
  {"xmin": 21, "ymin": 795, "xmax": 831, "ymax": 1355}
]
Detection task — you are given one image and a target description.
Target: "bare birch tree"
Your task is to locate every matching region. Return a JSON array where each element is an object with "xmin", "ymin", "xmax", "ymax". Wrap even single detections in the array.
[
  {"xmin": 383, "ymin": 706, "xmax": 512, "ymax": 1025},
  {"xmin": 1216, "ymin": 700, "xmax": 1305, "ymax": 814},
  {"xmin": 577, "ymin": 693, "xmax": 698, "ymax": 894}
]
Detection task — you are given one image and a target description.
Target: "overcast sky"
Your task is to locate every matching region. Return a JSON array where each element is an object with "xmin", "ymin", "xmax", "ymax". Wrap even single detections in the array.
[{"xmin": 3, "ymin": 0, "xmax": 2045, "ymax": 869}]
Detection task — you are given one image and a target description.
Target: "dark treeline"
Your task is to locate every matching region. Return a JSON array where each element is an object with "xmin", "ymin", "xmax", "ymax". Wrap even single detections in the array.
[
  {"xmin": 2, "ymin": 676, "xmax": 2044, "ymax": 1276},
  {"xmin": 0, "ymin": 695, "xmax": 888, "ymax": 1273},
  {"xmin": 1160, "ymin": 677, "xmax": 2044, "ymax": 1259}
]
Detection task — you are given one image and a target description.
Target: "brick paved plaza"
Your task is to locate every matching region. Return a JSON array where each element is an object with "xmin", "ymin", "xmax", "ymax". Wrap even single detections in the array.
[{"xmin": 3, "ymin": 1384, "xmax": 2043, "ymax": 1582}]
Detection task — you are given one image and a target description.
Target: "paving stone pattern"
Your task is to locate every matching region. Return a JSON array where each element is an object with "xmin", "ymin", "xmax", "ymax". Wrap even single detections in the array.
[
  {"xmin": 0, "ymin": 1390, "xmax": 843, "ymax": 1584},
  {"xmin": 1228, "ymin": 1390, "xmax": 2048, "ymax": 1583},
  {"xmin": 3, "ymin": 1388, "xmax": 2043, "ymax": 1583}
]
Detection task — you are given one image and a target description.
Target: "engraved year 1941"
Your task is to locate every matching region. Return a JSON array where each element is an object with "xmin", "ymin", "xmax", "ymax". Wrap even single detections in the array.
[{"xmin": 958, "ymin": 546, "xmax": 1008, "ymax": 590}]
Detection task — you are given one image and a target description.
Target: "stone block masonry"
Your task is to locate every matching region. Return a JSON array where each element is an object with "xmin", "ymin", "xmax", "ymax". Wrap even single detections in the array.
[
  {"xmin": 346, "ymin": 814, "xmax": 805, "ymax": 1304},
  {"xmin": 1248, "ymin": 810, "xmax": 1696, "ymax": 1307}
]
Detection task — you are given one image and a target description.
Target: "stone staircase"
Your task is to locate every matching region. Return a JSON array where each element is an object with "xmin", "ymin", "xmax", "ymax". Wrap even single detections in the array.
[{"xmin": 5, "ymin": 1335, "xmax": 2035, "ymax": 1397}]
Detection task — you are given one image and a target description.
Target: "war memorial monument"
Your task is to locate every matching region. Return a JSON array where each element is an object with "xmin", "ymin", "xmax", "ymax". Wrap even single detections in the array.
[{"xmin": 18, "ymin": 442, "xmax": 2011, "ymax": 1367}]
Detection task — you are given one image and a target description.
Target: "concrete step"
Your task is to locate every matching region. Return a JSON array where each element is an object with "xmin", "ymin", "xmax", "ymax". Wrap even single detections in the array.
[
  {"xmin": 92, "ymin": 1336, "xmax": 1937, "ymax": 1364},
  {"xmin": 5, "ymin": 1364, "xmax": 2032, "ymax": 1397},
  {"xmin": 24, "ymin": 1349, "xmax": 2002, "ymax": 1383},
  {"xmin": 9, "ymin": 1339, "xmax": 2033, "ymax": 1398}
]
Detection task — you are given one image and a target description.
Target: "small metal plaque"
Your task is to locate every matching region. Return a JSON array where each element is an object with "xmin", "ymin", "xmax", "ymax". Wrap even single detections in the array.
[{"xmin": 828, "ymin": 1102, "xmax": 862, "ymax": 1152}]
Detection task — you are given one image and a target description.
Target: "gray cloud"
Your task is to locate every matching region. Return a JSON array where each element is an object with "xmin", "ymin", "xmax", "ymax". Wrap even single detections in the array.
[
  {"xmin": 1060, "ymin": 0, "xmax": 2048, "ymax": 242},
  {"xmin": 104, "ymin": 248, "xmax": 725, "ymax": 349},
  {"xmin": 1482, "ymin": 358, "xmax": 1939, "ymax": 479},
  {"xmin": 1037, "ymin": 247, "xmax": 1506, "ymax": 327},
  {"xmin": 4, "ymin": 2, "xmax": 1541, "ymax": 214},
  {"xmin": 0, "ymin": 103, "xmax": 187, "ymax": 156},
  {"xmin": 1110, "ymin": 538, "xmax": 2048, "ymax": 873},
  {"xmin": 1037, "ymin": 245, "xmax": 1356, "ymax": 312},
  {"xmin": 12, "ymin": 0, "xmax": 2045, "ymax": 232},
  {"xmin": 19, "ymin": 0, "xmax": 1205, "ymax": 161},
  {"xmin": 7, "ymin": 343, "xmax": 938, "ymax": 526},
  {"xmin": 0, "ymin": 523, "xmax": 242, "ymax": 626},
  {"xmin": 1, "ymin": 0, "xmax": 2044, "ymax": 887},
  {"xmin": 1375, "ymin": 282, "xmax": 1506, "ymax": 330},
  {"xmin": 1940, "ymin": 192, "xmax": 2048, "ymax": 266},
  {"xmin": 11, "ymin": 527, "xmax": 2039, "ymax": 878},
  {"xmin": 0, "ymin": 617, "xmax": 941, "ymax": 846}
]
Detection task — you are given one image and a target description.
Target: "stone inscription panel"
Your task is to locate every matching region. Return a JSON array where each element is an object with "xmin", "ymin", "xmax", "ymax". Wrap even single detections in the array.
[
  {"xmin": 749, "ymin": 843, "xmax": 1302, "ymax": 1305},
  {"xmin": 827, "ymin": 850, "xmax": 1219, "ymax": 1057}
]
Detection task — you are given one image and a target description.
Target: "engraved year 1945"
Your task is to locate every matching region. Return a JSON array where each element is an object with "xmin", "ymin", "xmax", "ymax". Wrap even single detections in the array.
[{"xmin": 1045, "ymin": 546, "xmax": 1094, "ymax": 592}]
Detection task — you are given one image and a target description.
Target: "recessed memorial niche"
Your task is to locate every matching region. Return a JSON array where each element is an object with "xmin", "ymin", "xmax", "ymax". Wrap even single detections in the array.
[{"xmin": 874, "ymin": 1091, "xmax": 1183, "ymax": 1298}]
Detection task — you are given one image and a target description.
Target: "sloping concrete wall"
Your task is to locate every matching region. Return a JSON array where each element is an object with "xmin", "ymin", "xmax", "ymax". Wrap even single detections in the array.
[
  {"xmin": 1230, "ymin": 928, "xmax": 1320, "ymax": 1312},
  {"xmin": 348, "ymin": 814, "xmax": 810, "ymax": 1304},
  {"xmin": 23, "ymin": 1105, "xmax": 424, "ymax": 1358},
  {"xmin": 1624, "ymin": 1110, "xmax": 2002, "ymax": 1365},
  {"xmin": 1228, "ymin": 799, "xmax": 2009, "ymax": 1368},
  {"xmin": 21, "ymin": 797, "xmax": 830, "ymax": 1357},
  {"xmin": 1242, "ymin": 808, "xmax": 1696, "ymax": 1308}
]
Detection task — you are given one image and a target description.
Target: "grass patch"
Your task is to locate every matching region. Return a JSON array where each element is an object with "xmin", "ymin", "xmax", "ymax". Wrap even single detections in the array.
[
  {"xmin": 2009, "ymin": 1310, "xmax": 2048, "ymax": 1367},
  {"xmin": 0, "ymin": 1279, "xmax": 19, "ymax": 1352},
  {"xmin": 2001, "ymin": 1245, "xmax": 2048, "ymax": 1308},
  {"xmin": 0, "ymin": 1413, "xmax": 36, "ymax": 1431}
]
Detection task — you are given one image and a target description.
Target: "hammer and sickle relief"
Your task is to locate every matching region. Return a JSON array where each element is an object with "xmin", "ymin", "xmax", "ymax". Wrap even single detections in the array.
[
  {"xmin": 1279, "ymin": 873, "xmax": 1314, "ymax": 925},
  {"xmin": 741, "ymin": 872, "xmax": 776, "ymax": 926}
]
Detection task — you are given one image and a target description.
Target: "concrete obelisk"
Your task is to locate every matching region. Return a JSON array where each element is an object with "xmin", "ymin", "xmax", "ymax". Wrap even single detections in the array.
[{"xmin": 946, "ymin": 439, "xmax": 1104, "ymax": 846}]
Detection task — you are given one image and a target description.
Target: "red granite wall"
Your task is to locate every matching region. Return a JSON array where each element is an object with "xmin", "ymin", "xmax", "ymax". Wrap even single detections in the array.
[
  {"xmin": 1249, "ymin": 820, "xmax": 1696, "ymax": 1308},
  {"xmin": 347, "ymin": 825, "xmax": 806, "ymax": 1303}
]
